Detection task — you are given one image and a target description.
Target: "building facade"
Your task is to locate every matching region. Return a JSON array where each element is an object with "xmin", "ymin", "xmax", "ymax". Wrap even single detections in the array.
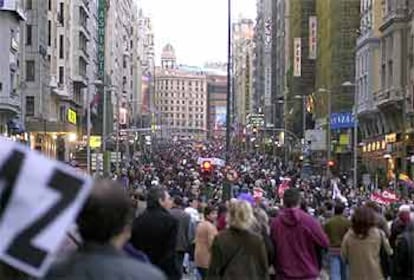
[
  {"xmin": 104, "ymin": 0, "xmax": 136, "ymax": 132},
  {"xmin": 366, "ymin": 0, "xmax": 412, "ymax": 177},
  {"xmin": 232, "ymin": 18, "xmax": 255, "ymax": 127},
  {"xmin": 155, "ymin": 44, "xmax": 208, "ymax": 139},
  {"xmin": 356, "ymin": 0, "xmax": 385, "ymax": 177},
  {"xmin": 272, "ymin": 0, "xmax": 290, "ymax": 130},
  {"xmin": 254, "ymin": 0, "xmax": 272, "ymax": 122},
  {"xmin": 131, "ymin": 9, "xmax": 155, "ymax": 128},
  {"xmin": 207, "ymin": 74, "xmax": 227, "ymax": 138},
  {"xmin": 22, "ymin": 0, "xmax": 98, "ymax": 160},
  {"xmin": 285, "ymin": 0, "xmax": 316, "ymax": 138},
  {"xmin": 0, "ymin": 1, "xmax": 25, "ymax": 139}
]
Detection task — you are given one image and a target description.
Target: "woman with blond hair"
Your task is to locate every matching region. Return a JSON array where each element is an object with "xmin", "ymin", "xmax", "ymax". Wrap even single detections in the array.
[{"xmin": 207, "ymin": 200, "xmax": 269, "ymax": 280}]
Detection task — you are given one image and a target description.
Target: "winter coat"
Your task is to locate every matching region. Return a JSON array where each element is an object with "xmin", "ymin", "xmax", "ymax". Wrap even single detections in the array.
[
  {"xmin": 170, "ymin": 207, "xmax": 192, "ymax": 252},
  {"xmin": 271, "ymin": 208, "xmax": 329, "ymax": 280},
  {"xmin": 43, "ymin": 243, "xmax": 165, "ymax": 280},
  {"xmin": 131, "ymin": 206, "xmax": 179, "ymax": 280},
  {"xmin": 207, "ymin": 227, "xmax": 269, "ymax": 280},
  {"xmin": 341, "ymin": 227, "xmax": 392, "ymax": 280},
  {"xmin": 393, "ymin": 224, "xmax": 414, "ymax": 279}
]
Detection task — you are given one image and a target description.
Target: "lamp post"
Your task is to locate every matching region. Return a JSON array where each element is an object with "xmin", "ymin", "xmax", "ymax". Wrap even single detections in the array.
[
  {"xmin": 318, "ymin": 81, "xmax": 355, "ymax": 179},
  {"xmin": 225, "ymin": 0, "xmax": 232, "ymax": 163}
]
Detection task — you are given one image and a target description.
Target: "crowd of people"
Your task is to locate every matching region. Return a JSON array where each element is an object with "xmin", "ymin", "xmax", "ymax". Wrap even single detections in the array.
[{"xmin": 1, "ymin": 140, "xmax": 414, "ymax": 280}]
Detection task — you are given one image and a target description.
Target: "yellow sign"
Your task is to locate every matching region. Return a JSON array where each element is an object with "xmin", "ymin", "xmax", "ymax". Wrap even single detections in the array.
[
  {"xmin": 89, "ymin": 136, "xmax": 102, "ymax": 148},
  {"xmin": 68, "ymin": 109, "xmax": 77, "ymax": 125},
  {"xmin": 385, "ymin": 133, "xmax": 396, "ymax": 143},
  {"xmin": 339, "ymin": 134, "xmax": 350, "ymax": 145}
]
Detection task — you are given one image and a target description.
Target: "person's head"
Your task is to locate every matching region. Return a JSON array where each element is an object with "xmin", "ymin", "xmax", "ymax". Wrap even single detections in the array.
[
  {"xmin": 173, "ymin": 196, "xmax": 184, "ymax": 208},
  {"xmin": 147, "ymin": 186, "xmax": 172, "ymax": 209},
  {"xmin": 334, "ymin": 201, "xmax": 346, "ymax": 215},
  {"xmin": 77, "ymin": 180, "xmax": 133, "ymax": 249},
  {"xmin": 228, "ymin": 200, "xmax": 255, "ymax": 230},
  {"xmin": 351, "ymin": 206, "xmax": 376, "ymax": 238},
  {"xmin": 188, "ymin": 197, "xmax": 200, "ymax": 209},
  {"xmin": 204, "ymin": 205, "xmax": 218, "ymax": 222},
  {"xmin": 283, "ymin": 188, "xmax": 301, "ymax": 208},
  {"xmin": 365, "ymin": 201, "xmax": 381, "ymax": 214}
]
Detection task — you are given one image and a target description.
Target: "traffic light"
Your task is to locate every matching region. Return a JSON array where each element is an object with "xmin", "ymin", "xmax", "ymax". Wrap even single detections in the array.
[
  {"xmin": 201, "ymin": 161, "xmax": 212, "ymax": 172},
  {"xmin": 328, "ymin": 160, "xmax": 335, "ymax": 167}
]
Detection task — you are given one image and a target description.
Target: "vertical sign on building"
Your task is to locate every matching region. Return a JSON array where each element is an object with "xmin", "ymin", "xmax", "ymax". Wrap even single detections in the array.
[
  {"xmin": 94, "ymin": 0, "xmax": 106, "ymax": 135},
  {"xmin": 245, "ymin": 53, "xmax": 251, "ymax": 113},
  {"xmin": 264, "ymin": 17, "xmax": 272, "ymax": 106},
  {"xmin": 97, "ymin": 0, "xmax": 106, "ymax": 80},
  {"xmin": 294, "ymin": 38, "xmax": 301, "ymax": 77},
  {"xmin": 309, "ymin": 16, "xmax": 317, "ymax": 59}
]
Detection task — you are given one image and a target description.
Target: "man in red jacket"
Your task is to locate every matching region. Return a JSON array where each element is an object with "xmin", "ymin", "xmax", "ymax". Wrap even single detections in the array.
[{"xmin": 271, "ymin": 188, "xmax": 329, "ymax": 280}]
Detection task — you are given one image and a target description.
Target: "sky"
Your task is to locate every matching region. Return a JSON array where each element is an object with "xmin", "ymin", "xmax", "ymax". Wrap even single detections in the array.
[{"xmin": 140, "ymin": 0, "xmax": 256, "ymax": 66}]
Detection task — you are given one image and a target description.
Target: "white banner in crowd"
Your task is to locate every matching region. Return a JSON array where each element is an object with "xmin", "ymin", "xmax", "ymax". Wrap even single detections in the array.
[
  {"xmin": 197, "ymin": 157, "xmax": 225, "ymax": 167},
  {"xmin": 0, "ymin": 138, "xmax": 92, "ymax": 277}
]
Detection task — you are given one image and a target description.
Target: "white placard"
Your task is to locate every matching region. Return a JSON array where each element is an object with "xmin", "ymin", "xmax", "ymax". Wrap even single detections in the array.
[
  {"xmin": 0, "ymin": 138, "xmax": 92, "ymax": 277},
  {"xmin": 309, "ymin": 16, "xmax": 317, "ymax": 59},
  {"xmin": 305, "ymin": 129, "xmax": 327, "ymax": 151},
  {"xmin": 294, "ymin": 38, "xmax": 301, "ymax": 77}
]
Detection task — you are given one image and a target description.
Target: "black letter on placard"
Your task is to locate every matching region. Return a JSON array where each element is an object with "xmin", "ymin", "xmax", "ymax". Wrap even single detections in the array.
[
  {"xmin": 6, "ymin": 169, "xmax": 84, "ymax": 269},
  {"xmin": 0, "ymin": 150, "xmax": 25, "ymax": 221}
]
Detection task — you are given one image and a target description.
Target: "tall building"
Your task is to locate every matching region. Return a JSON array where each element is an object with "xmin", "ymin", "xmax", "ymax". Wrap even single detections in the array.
[
  {"xmin": 0, "ymin": 0, "xmax": 25, "ymax": 138},
  {"xmin": 131, "ymin": 9, "xmax": 155, "ymax": 128},
  {"xmin": 155, "ymin": 44, "xmax": 208, "ymax": 139},
  {"xmin": 369, "ymin": 0, "xmax": 412, "ymax": 175},
  {"xmin": 314, "ymin": 0, "xmax": 360, "ymax": 171},
  {"xmin": 232, "ymin": 18, "xmax": 255, "ymax": 127},
  {"xmin": 285, "ymin": 0, "xmax": 316, "ymax": 138},
  {"xmin": 272, "ymin": 0, "xmax": 290, "ymax": 130},
  {"xmin": 254, "ymin": 0, "xmax": 272, "ymax": 122},
  {"xmin": 356, "ymin": 0, "xmax": 383, "ymax": 176},
  {"xmin": 315, "ymin": 0, "xmax": 360, "ymax": 119},
  {"xmin": 206, "ymin": 73, "xmax": 227, "ymax": 138},
  {"xmin": 22, "ymin": 0, "xmax": 98, "ymax": 160},
  {"xmin": 104, "ymin": 0, "xmax": 136, "ymax": 131}
]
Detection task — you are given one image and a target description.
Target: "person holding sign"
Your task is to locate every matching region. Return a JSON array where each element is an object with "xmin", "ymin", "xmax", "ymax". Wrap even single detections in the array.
[{"xmin": 43, "ymin": 180, "xmax": 165, "ymax": 280}]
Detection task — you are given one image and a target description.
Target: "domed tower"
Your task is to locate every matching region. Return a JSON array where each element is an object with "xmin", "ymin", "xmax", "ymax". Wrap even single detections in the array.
[{"xmin": 161, "ymin": 44, "xmax": 176, "ymax": 69}]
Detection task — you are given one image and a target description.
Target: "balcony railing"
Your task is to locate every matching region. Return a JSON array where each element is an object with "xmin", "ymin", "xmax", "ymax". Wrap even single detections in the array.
[
  {"xmin": 373, "ymin": 87, "xmax": 404, "ymax": 107},
  {"xmin": 0, "ymin": 96, "xmax": 20, "ymax": 113}
]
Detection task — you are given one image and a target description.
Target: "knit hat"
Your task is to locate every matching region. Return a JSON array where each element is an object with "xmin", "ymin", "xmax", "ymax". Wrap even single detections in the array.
[{"xmin": 399, "ymin": 204, "xmax": 411, "ymax": 212}]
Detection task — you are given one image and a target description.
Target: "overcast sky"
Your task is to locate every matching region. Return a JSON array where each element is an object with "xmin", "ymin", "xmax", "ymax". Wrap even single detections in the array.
[{"xmin": 140, "ymin": 0, "xmax": 256, "ymax": 66}]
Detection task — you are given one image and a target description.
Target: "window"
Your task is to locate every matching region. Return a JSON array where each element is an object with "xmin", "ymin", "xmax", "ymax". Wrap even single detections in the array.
[
  {"xmin": 48, "ymin": 20, "xmax": 51, "ymax": 46},
  {"xmin": 26, "ymin": 0, "xmax": 32, "ymax": 10},
  {"xmin": 59, "ymin": 35, "xmax": 64, "ymax": 58},
  {"xmin": 26, "ymin": 96, "xmax": 35, "ymax": 116},
  {"xmin": 26, "ymin": 25, "xmax": 32, "ymax": 45},
  {"xmin": 26, "ymin": 60, "xmax": 35, "ymax": 81},
  {"xmin": 79, "ymin": 58, "xmax": 87, "ymax": 78},
  {"xmin": 59, "ymin": 3, "xmax": 64, "ymax": 25},
  {"xmin": 48, "ymin": 0, "xmax": 51, "ymax": 10},
  {"xmin": 59, "ymin": 66, "xmax": 64, "ymax": 84}
]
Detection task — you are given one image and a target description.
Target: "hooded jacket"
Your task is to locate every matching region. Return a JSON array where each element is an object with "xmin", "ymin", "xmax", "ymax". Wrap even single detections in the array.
[{"xmin": 271, "ymin": 208, "xmax": 329, "ymax": 280}]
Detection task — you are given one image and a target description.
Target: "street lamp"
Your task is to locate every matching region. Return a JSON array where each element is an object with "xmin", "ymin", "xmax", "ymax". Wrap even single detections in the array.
[
  {"xmin": 318, "ymin": 81, "xmax": 355, "ymax": 180},
  {"xmin": 225, "ymin": 0, "xmax": 232, "ymax": 163}
]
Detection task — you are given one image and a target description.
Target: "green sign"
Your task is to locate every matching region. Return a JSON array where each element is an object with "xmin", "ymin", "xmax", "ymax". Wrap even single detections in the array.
[{"xmin": 97, "ymin": 0, "xmax": 106, "ymax": 80}]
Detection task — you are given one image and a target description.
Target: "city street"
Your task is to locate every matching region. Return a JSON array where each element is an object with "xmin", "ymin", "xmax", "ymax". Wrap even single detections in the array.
[{"xmin": 0, "ymin": 0, "xmax": 414, "ymax": 279}]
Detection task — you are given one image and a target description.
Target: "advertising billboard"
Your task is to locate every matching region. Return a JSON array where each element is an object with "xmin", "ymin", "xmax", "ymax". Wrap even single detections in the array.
[
  {"xmin": 141, "ymin": 74, "xmax": 151, "ymax": 114},
  {"xmin": 215, "ymin": 106, "xmax": 226, "ymax": 130}
]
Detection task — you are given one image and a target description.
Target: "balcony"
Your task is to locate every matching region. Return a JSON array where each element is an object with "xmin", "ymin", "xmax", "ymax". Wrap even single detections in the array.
[
  {"xmin": 0, "ymin": 96, "xmax": 20, "ymax": 114},
  {"xmin": 373, "ymin": 87, "xmax": 404, "ymax": 108},
  {"xmin": 380, "ymin": 7, "xmax": 408, "ymax": 31},
  {"xmin": 357, "ymin": 97, "xmax": 375, "ymax": 116}
]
